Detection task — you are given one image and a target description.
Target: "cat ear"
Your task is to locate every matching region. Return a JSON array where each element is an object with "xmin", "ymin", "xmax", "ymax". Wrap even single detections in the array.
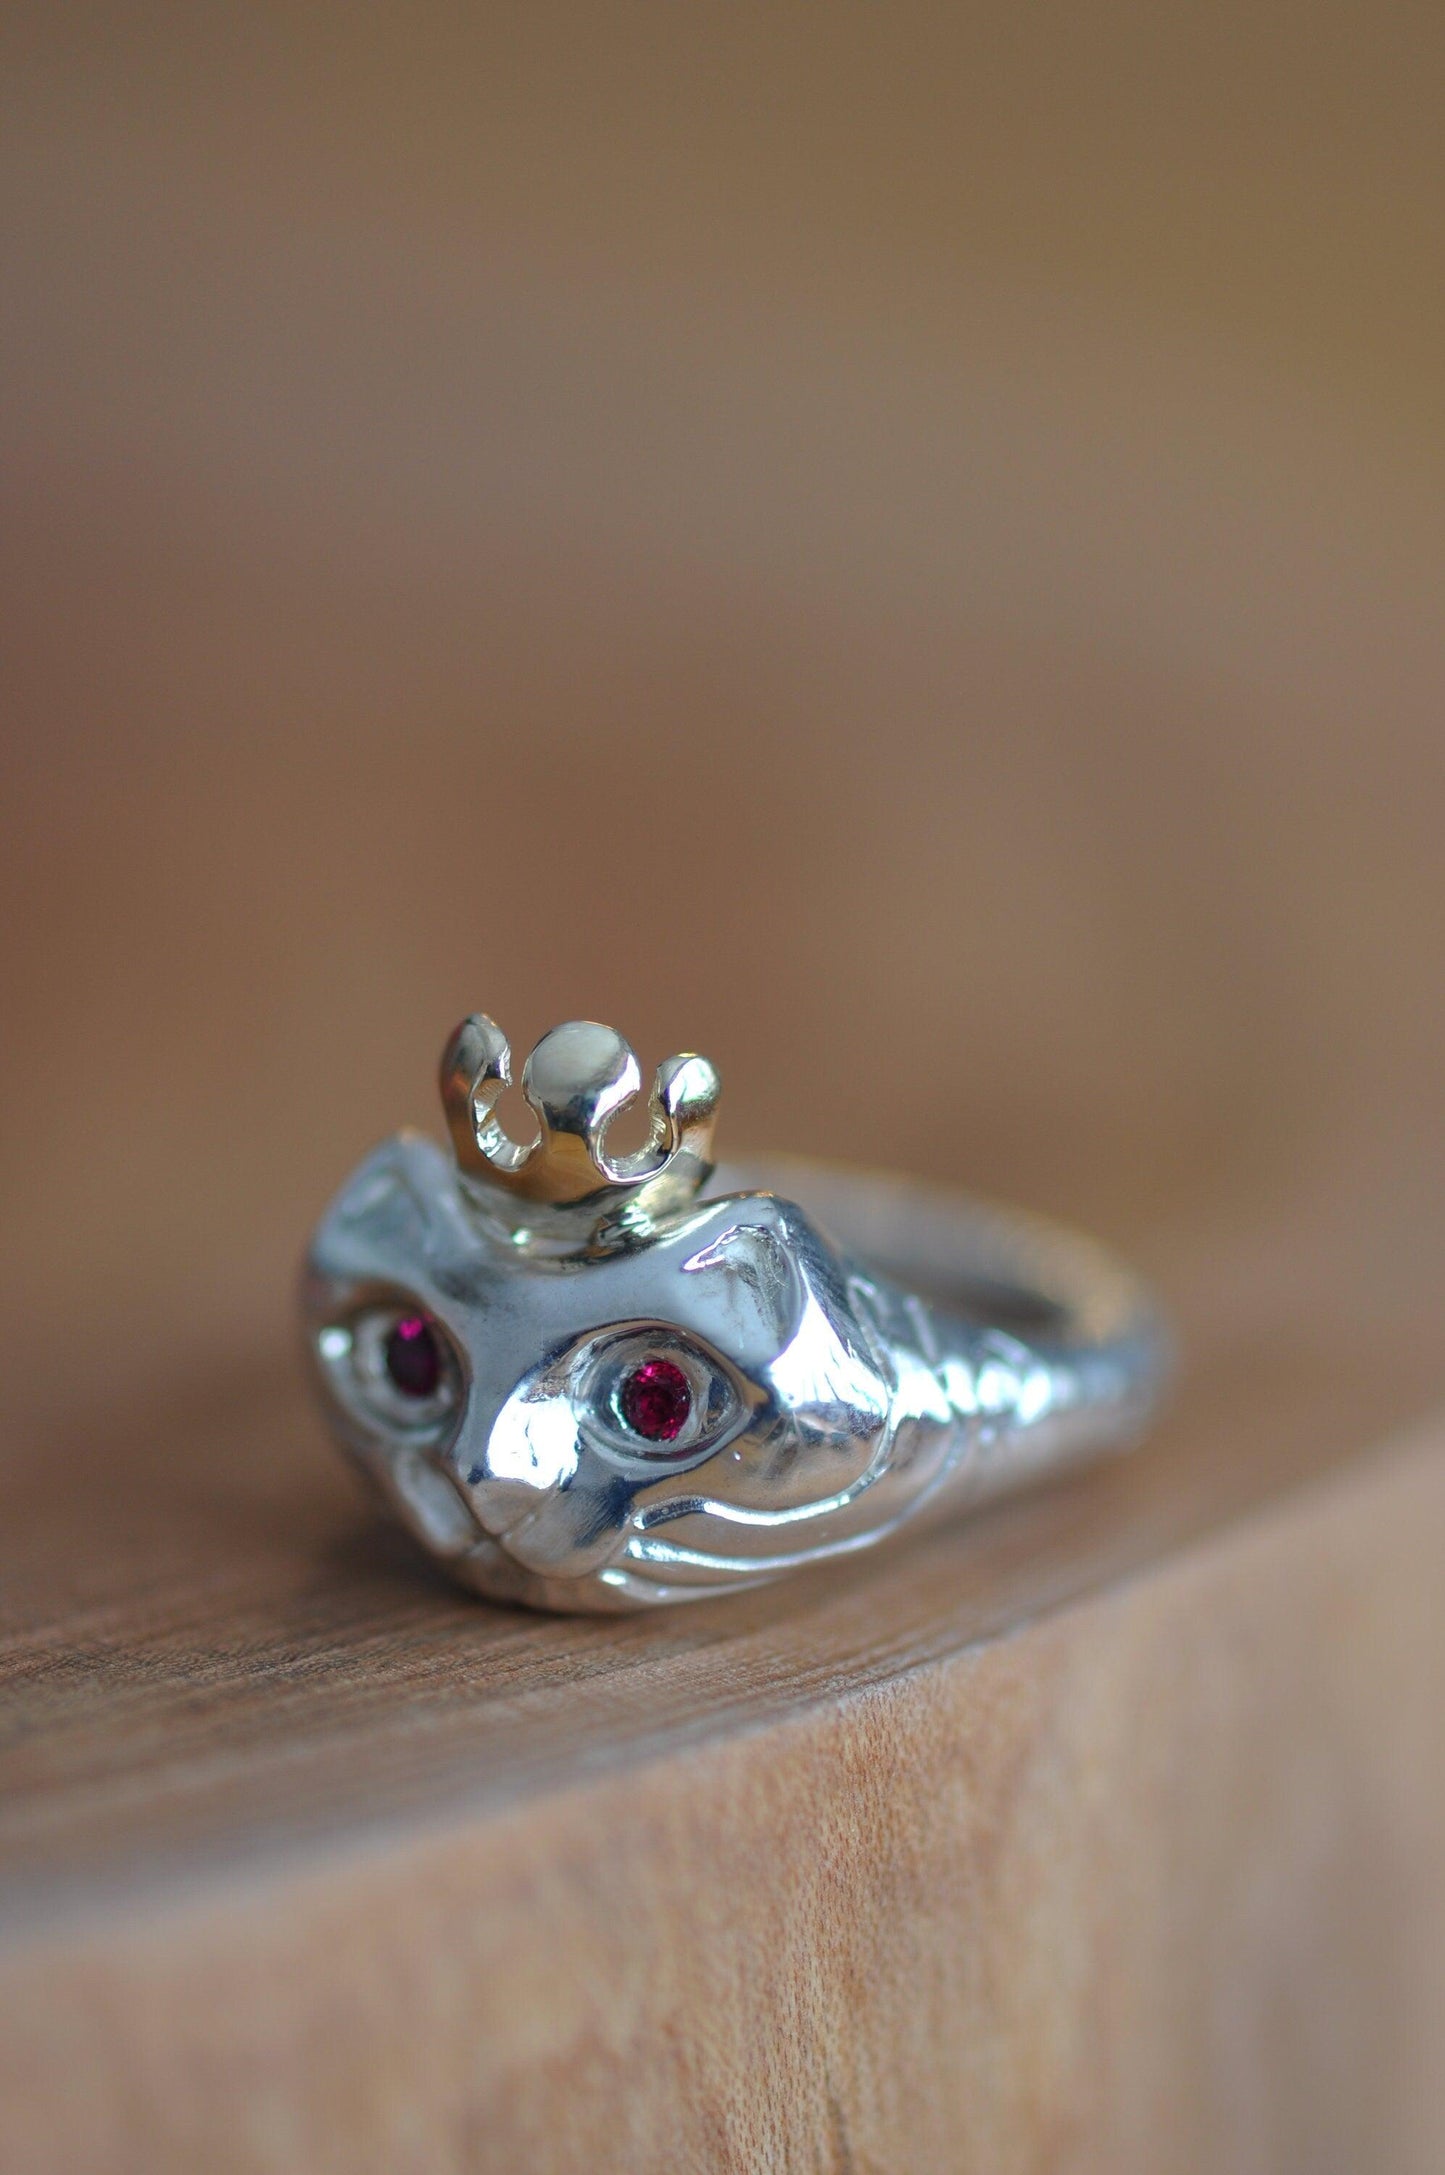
[
  {"xmin": 309, "ymin": 1132, "xmax": 479, "ymax": 1291},
  {"xmin": 679, "ymin": 1210, "xmax": 805, "ymax": 1365}
]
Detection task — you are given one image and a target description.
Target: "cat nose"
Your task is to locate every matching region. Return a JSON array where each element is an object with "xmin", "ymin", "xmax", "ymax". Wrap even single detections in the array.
[{"xmin": 443, "ymin": 1382, "xmax": 582, "ymax": 1538}]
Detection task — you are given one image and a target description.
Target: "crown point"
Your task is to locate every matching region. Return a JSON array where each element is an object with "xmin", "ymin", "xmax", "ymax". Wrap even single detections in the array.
[
  {"xmin": 655, "ymin": 1052, "xmax": 721, "ymax": 1132},
  {"xmin": 440, "ymin": 1013, "xmax": 533, "ymax": 1177},
  {"xmin": 523, "ymin": 1022, "xmax": 640, "ymax": 1141}
]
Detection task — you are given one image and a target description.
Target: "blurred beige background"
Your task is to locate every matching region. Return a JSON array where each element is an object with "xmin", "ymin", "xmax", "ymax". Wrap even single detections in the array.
[{"xmin": 2, "ymin": 4, "xmax": 1443, "ymax": 1454}]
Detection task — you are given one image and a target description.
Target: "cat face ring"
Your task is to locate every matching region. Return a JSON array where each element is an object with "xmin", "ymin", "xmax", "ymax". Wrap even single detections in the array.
[{"xmin": 302, "ymin": 1014, "xmax": 1171, "ymax": 1612}]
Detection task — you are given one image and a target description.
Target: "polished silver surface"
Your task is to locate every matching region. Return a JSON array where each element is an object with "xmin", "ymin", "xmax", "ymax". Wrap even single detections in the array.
[{"xmin": 303, "ymin": 1016, "xmax": 1171, "ymax": 1612}]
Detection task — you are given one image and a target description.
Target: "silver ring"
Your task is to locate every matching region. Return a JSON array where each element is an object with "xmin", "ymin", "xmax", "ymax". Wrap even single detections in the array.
[{"xmin": 302, "ymin": 1015, "xmax": 1171, "ymax": 1613}]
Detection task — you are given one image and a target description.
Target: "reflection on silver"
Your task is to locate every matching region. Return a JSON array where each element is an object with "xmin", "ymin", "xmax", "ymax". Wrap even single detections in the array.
[{"xmin": 302, "ymin": 1014, "xmax": 1171, "ymax": 1613}]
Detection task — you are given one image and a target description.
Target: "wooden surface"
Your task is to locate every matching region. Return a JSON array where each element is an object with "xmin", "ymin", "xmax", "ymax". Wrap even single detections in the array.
[
  {"xmin": 4, "ymin": 12, "xmax": 1445, "ymax": 2169},
  {"xmin": 5, "ymin": 1422, "xmax": 1445, "ymax": 2174}
]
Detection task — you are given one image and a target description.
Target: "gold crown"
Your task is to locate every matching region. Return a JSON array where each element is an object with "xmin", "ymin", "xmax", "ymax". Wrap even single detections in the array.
[{"xmin": 439, "ymin": 1014, "xmax": 720, "ymax": 1232}]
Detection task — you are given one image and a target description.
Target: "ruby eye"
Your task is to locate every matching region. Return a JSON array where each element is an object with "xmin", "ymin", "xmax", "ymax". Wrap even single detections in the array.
[
  {"xmin": 383, "ymin": 1312, "xmax": 444, "ymax": 1400},
  {"xmin": 316, "ymin": 1303, "xmax": 459, "ymax": 1436},
  {"xmin": 580, "ymin": 1331, "xmax": 737, "ymax": 1465},
  {"xmin": 618, "ymin": 1358, "xmax": 693, "ymax": 1444}
]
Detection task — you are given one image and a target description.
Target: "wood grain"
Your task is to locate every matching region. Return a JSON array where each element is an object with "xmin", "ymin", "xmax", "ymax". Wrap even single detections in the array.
[{"xmin": 3, "ymin": 1417, "xmax": 1445, "ymax": 2172}]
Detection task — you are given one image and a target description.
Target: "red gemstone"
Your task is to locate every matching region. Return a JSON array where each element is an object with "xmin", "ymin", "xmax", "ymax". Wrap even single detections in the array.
[
  {"xmin": 619, "ymin": 1357, "xmax": 692, "ymax": 1444},
  {"xmin": 384, "ymin": 1312, "xmax": 442, "ymax": 1399}
]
